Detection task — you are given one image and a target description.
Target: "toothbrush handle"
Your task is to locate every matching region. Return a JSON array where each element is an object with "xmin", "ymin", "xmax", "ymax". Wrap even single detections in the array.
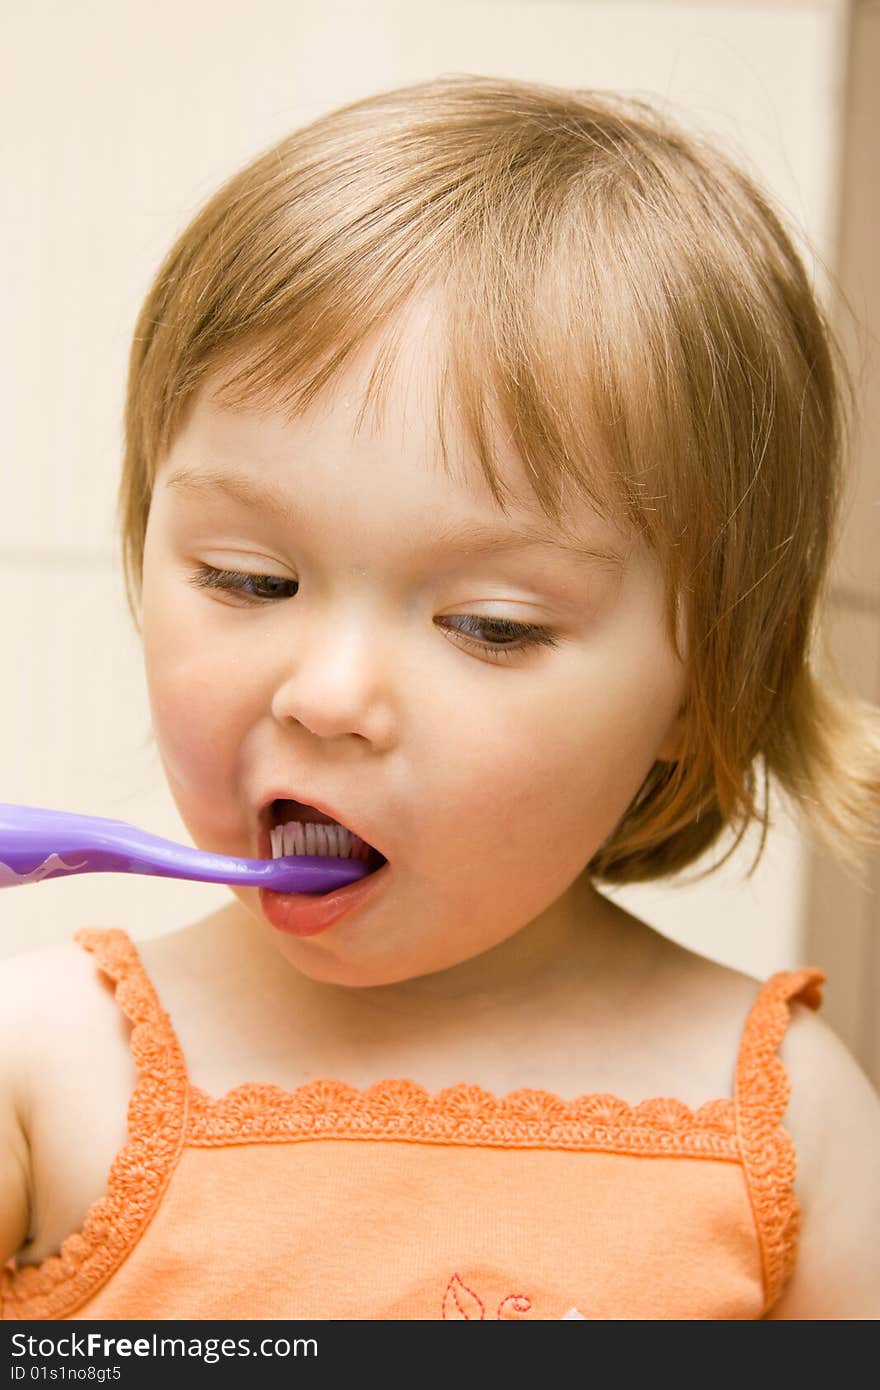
[{"xmin": 0, "ymin": 804, "xmax": 367, "ymax": 893}]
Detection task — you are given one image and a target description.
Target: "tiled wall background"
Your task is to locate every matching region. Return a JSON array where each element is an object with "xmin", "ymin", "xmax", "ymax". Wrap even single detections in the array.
[{"xmin": 2, "ymin": 1, "xmax": 876, "ymax": 1075}]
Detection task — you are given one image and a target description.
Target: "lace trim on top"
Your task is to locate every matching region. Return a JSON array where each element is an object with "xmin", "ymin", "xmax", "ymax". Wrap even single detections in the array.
[
  {"xmin": 0, "ymin": 928, "xmax": 190, "ymax": 1321},
  {"xmin": 734, "ymin": 967, "xmax": 825, "ymax": 1315},
  {"xmin": 0, "ymin": 928, "xmax": 822, "ymax": 1321},
  {"xmin": 186, "ymin": 1079, "xmax": 739, "ymax": 1155}
]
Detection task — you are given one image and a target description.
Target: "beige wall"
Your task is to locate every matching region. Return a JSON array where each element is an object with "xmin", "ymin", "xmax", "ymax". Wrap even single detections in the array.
[{"xmin": 1, "ymin": 3, "xmax": 870, "ymax": 1049}]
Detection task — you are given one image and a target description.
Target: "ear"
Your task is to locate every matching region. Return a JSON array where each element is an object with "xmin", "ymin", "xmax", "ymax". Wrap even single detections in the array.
[
  {"xmin": 656, "ymin": 701, "xmax": 687, "ymax": 763},
  {"xmin": 656, "ymin": 596, "xmax": 689, "ymax": 764}
]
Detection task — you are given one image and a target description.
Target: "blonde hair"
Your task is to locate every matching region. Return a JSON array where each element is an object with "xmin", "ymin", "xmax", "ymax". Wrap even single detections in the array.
[{"xmin": 119, "ymin": 74, "xmax": 880, "ymax": 887}]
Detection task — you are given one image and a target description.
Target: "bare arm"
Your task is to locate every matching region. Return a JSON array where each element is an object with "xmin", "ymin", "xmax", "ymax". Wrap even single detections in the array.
[{"xmin": 764, "ymin": 1002, "xmax": 880, "ymax": 1319}]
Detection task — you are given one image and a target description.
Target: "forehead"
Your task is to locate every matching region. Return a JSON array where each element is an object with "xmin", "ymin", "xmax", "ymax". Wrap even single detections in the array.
[{"xmin": 174, "ymin": 294, "xmax": 634, "ymax": 556}]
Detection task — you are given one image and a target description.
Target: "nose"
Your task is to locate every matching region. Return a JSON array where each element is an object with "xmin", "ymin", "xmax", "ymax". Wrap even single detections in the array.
[{"xmin": 269, "ymin": 616, "xmax": 397, "ymax": 748}]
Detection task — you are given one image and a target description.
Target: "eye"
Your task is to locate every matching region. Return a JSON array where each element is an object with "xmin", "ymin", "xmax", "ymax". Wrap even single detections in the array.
[
  {"xmin": 186, "ymin": 565, "xmax": 560, "ymax": 664},
  {"xmin": 186, "ymin": 564, "xmax": 298, "ymax": 603},
  {"xmin": 437, "ymin": 615, "xmax": 559, "ymax": 663}
]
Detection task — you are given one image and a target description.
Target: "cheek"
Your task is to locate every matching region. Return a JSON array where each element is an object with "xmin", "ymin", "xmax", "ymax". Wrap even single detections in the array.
[
  {"xmin": 431, "ymin": 642, "xmax": 681, "ymax": 866},
  {"xmin": 419, "ymin": 685, "xmax": 594, "ymax": 872},
  {"xmin": 141, "ymin": 589, "xmax": 251, "ymax": 811}
]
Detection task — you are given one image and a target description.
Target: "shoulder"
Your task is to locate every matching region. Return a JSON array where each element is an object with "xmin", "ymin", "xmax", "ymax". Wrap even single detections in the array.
[
  {"xmin": 765, "ymin": 995, "xmax": 880, "ymax": 1318},
  {"xmin": 0, "ymin": 934, "xmax": 137, "ymax": 1127},
  {"xmin": 0, "ymin": 935, "xmax": 125, "ymax": 1042},
  {"xmin": 651, "ymin": 943, "xmax": 880, "ymax": 1317},
  {"xmin": 1, "ymin": 940, "xmax": 94, "ymax": 1061}
]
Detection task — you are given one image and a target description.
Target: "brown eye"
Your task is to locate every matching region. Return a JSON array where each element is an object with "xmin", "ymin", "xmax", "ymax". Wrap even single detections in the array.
[
  {"xmin": 437, "ymin": 615, "xmax": 559, "ymax": 662},
  {"xmin": 187, "ymin": 565, "xmax": 298, "ymax": 602}
]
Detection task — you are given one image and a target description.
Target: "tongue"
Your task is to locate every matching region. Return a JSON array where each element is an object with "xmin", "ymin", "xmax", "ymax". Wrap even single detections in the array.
[{"xmin": 275, "ymin": 798, "xmax": 340, "ymax": 829}]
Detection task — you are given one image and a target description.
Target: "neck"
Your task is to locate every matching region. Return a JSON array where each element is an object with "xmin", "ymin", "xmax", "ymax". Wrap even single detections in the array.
[{"xmin": 203, "ymin": 875, "xmax": 647, "ymax": 1031}]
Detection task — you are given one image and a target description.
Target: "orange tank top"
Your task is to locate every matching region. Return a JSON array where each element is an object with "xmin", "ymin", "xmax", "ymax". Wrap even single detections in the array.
[{"xmin": 1, "ymin": 927, "xmax": 824, "ymax": 1321}]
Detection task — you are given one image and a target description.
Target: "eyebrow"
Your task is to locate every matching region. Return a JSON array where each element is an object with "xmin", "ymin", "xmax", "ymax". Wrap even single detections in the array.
[{"xmin": 164, "ymin": 465, "xmax": 626, "ymax": 571}]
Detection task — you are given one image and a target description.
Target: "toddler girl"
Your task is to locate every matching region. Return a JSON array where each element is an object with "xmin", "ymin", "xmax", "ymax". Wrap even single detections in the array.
[{"xmin": 2, "ymin": 75, "xmax": 879, "ymax": 1320}]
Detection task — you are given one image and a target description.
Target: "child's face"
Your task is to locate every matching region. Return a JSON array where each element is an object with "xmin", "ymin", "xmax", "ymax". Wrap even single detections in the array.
[{"xmin": 141, "ymin": 302, "xmax": 687, "ymax": 988}]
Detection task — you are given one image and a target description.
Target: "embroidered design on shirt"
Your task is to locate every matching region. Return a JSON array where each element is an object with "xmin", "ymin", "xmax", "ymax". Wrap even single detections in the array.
[
  {"xmin": 443, "ymin": 1273, "xmax": 532, "ymax": 1320},
  {"xmin": 442, "ymin": 1273, "xmax": 584, "ymax": 1320}
]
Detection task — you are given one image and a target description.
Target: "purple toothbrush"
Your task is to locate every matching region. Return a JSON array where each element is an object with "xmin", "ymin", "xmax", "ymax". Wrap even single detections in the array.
[{"xmin": 0, "ymin": 803, "xmax": 369, "ymax": 895}]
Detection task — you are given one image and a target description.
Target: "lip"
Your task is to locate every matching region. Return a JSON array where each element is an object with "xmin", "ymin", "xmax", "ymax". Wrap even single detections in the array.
[{"xmin": 258, "ymin": 860, "xmax": 392, "ymax": 937}]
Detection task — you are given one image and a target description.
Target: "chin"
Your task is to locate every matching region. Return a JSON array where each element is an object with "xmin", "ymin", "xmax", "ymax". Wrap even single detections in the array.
[{"xmin": 272, "ymin": 924, "xmax": 461, "ymax": 991}]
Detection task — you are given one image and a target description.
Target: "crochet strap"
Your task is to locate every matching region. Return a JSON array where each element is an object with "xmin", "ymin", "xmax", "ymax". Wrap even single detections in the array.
[
  {"xmin": 0, "ymin": 928, "xmax": 190, "ymax": 1320},
  {"xmin": 734, "ymin": 967, "xmax": 825, "ymax": 1315}
]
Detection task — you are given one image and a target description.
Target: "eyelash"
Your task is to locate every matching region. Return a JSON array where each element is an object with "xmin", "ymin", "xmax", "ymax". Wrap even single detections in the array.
[{"xmin": 185, "ymin": 564, "xmax": 560, "ymax": 663}]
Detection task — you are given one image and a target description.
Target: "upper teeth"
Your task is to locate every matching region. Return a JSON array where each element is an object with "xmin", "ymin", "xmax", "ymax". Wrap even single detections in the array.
[{"xmin": 270, "ymin": 819, "xmax": 371, "ymax": 861}]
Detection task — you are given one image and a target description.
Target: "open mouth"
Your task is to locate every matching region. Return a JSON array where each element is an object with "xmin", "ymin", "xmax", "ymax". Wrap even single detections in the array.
[{"xmin": 262, "ymin": 798, "xmax": 389, "ymax": 877}]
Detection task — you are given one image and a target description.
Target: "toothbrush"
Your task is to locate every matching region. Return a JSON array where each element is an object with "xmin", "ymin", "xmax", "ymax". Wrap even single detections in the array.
[{"xmin": 0, "ymin": 803, "xmax": 370, "ymax": 895}]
